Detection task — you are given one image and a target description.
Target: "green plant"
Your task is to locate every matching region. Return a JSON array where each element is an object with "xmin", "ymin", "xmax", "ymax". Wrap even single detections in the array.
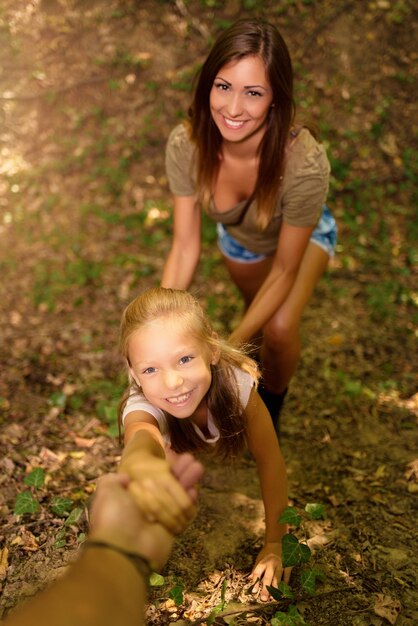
[
  {"xmin": 206, "ymin": 578, "xmax": 228, "ymax": 625},
  {"xmin": 266, "ymin": 504, "xmax": 326, "ymax": 624},
  {"xmin": 91, "ymin": 378, "xmax": 126, "ymax": 437},
  {"xmin": 13, "ymin": 468, "xmax": 84, "ymax": 547},
  {"xmin": 169, "ymin": 578, "xmax": 185, "ymax": 606},
  {"xmin": 148, "ymin": 573, "xmax": 186, "ymax": 612},
  {"xmin": 271, "ymin": 604, "xmax": 307, "ymax": 625},
  {"xmin": 150, "ymin": 572, "xmax": 165, "ymax": 587},
  {"xmin": 13, "ymin": 468, "xmax": 45, "ymax": 515},
  {"xmin": 366, "ymin": 280, "xmax": 402, "ymax": 321},
  {"xmin": 96, "ymin": 400, "xmax": 119, "ymax": 437}
]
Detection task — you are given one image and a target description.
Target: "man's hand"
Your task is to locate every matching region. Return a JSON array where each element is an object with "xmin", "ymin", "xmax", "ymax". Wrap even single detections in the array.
[
  {"xmin": 90, "ymin": 454, "xmax": 204, "ymax": 570},
  {"xmin": 122, "ymin": 451, "xmax": 203, "ymax": 535},
  {"xmin": 119, "ymin": 452, "xmax": 182, "ymax": 530}
]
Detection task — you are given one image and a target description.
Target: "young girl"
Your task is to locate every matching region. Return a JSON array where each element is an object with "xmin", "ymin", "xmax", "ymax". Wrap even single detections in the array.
[
  {"xmin": 118, "ymin": 287, "xmax": 289, "ymax": 602},
  {"xmin": 161, "ymin": 18, "xmax": 337, "ymax": 431}
]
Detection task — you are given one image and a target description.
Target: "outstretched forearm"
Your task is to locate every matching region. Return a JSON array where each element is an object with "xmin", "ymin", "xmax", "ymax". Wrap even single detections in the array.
[
  {"xmin": 5, "ymin": 548, "xmax": 146, "ymax": 626},
  {"xmin": 246, "ymin": 389, "xmax": 289, "ymax": 543},
  {"xmin": 257, "ymin": 451, "xmax": 289, "ymax": 544},
  {"xmin": 120, "ymin": 427, "xmax": 166, "ymax": 474},
  {"xmin": 161, "ymin": 193, "xmax": 201, "ymax": 289},
  {"xmin": 230, "ymin": 223, "xmax": 313, "ymax": 344},
  {"xmin": 161, "ymin": 243, "xmax": 200, "ymax": 290},
  {"xmin": 230, "ymin": 266, "xmax": 295, "ymax": 344}
]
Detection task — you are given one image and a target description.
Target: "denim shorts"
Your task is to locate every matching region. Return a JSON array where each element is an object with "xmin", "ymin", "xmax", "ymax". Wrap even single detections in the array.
[
  {"xmin": 217, "ymin": 204, "xmax": 337, "ymax": 262},
  {"xmin": 310, "ymin": 205, "xmax": 338, "ymax": 256}
]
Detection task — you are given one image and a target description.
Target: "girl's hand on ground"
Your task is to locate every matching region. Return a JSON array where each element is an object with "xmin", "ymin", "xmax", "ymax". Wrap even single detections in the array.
[{"xmin": 250, "ymin": 543, "xmax": 291, "ymax": 602}]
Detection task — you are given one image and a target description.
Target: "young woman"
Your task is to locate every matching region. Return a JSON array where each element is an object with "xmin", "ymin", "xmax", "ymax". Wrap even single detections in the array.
[
  {"xmin": 161, "ymin": 18, "xmax": 337, "ymax": 431},
  {"xmin": 118, "ymin": 287, "xmax": 290, "ymax": 601}
]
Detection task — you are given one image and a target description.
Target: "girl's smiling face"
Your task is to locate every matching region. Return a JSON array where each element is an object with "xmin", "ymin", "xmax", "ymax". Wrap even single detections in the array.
[
  {"xmin": 209, "ymin": 55, "xmax": 273, "ymax": 143},
  {"xmin": 128, "ymin": 317, "xmax": 216, "ymax": 419}
]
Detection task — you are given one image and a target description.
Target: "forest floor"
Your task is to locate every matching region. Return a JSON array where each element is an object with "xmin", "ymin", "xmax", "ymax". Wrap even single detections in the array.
[{"xmin": 0, "ymin": 1, "xmax": 417, "ymax": 625}]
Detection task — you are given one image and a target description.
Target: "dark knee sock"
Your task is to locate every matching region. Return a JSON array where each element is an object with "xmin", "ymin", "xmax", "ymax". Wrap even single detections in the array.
[{"xmin": 258, "ymin": 385, "xmax": 288, "ymax": 437}]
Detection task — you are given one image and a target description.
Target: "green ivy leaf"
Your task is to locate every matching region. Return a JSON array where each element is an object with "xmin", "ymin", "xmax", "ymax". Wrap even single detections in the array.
[
  {"xmin": 267, "ymin": 582, "xmax": 295, "ymax": 600},
  {"xmin": 288, "ymin": 605, "xmax": 307, "ymax": 623},
  {"xmin": 169, "ymin": 582, "xmax": 184, "ymax": 606},
  {"xmin": 24, "ymin": 467, "xmax": 45, "ymax": 488},
  {"xmin": 50, "ymin": 496, "xmax": 73, "ymax": 516},
  {"xmin": 206, "ymin": 606, "xmax": 222, "ymax": 626},
  {"xmin": 267, "ymin": 584, "xmax": 283, "ymax": 601},
  {"xmin": 304, "ymin": 503, "xmax": 326, "ymax": 520},
  {"xmin": 301, "ymin": 567, "xmax": 323, "ymax": 595},
  {"xmin": 106, "ymin": 423, "xmax": 119, "ymax": 438},
  {"xmin": 149, "ymin": 572, "xmax": 165, "ymax": 587},
  {"xmin": 278, "ymin": 582, "xmax": 295, "ymax": 599},
  {"xmin": 271, "ymin": 611, "xmax": 296, "ymax": 626},
  {"xmin": 279, "ymin": 506, "xmax": 302, "ymax": 527},
  {"xmin": 54, "ymin": 528, "xmax": 66, "ymax": 548},
  {"xmin": 48, "ymin": 391, "xmax": 67, "ymax": 408},
  {"xmin": 14, "ymin": 491, "xmax": 40, "ymax": 515},
  {"xmin": 281, "ymin": 534, "xmax": 311, "ymax": 568},
  {"xmin": 97, "ymin": 403, "xmax": 117, "ymax": 423},
  {"xmin": 271, "ymin": 605, "xmax": 307, "ymax": 625},
  {"xmin": 64, "ymin": 507, "xmax": 83, "ymax": 526}
]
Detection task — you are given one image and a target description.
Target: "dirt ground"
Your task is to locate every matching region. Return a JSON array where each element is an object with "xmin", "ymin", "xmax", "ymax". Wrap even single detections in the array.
[{"xmin": 0, "ymin": 1, "xmax": 417, "ymax": 625}]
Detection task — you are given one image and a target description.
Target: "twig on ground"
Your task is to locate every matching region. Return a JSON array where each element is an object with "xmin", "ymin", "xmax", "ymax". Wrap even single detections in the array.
[
  {"xmin": 174, "ymin": 0, "xmax": 210, "ymax": 39},
  {"xmin": 298, "ymin": 1, "xmax": 356, "ymax": 59},
  {"xmin": 188, "ymin": 586, "xmax": 357, "ymax": 625}
]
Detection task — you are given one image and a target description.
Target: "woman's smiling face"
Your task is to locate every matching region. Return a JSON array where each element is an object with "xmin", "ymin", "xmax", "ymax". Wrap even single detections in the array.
[
  {"xmin": 128, "ymin": 317, "xmax": 215, "ymax": 419},
  {"xmin": 209, "ymin": 55, "xmax": 273, "ymax": 143}
]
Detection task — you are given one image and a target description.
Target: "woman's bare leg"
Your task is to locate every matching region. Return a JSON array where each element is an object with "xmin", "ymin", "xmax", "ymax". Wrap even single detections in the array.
[
  {"xmin": 222, "ymin": 254, "xmax": 272, "ymax": 354},
  {"xmin": 222, "ymin": 255, "xmax": 273, "ymax": 309},
  {"xmin": 261, "ymin": 242, "xmax": 329, "ymax": 392}
]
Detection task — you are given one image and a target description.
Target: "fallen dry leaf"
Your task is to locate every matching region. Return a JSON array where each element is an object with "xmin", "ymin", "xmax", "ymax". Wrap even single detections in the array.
[
  {"xmin": 39, "ymin": 447, "xmax": 67, "ymax": 471},
  {"xmin": 307, "ymin": 531, "xmax": 336, "ymax": 550},
  {"xmin": 404, "ymin": 459, "xmax": 418, "ymax": 482},
  {"xmin": 69, "ymin": 451, "xmax": 85, "ymax": 459},
  {"xmin": 373, "ymin": 593, "xmax": 401, "ymax": 624},
  {"xmin": 0, "ymin": 547, "xmax": 9, "ymax": 581},
  {"xmin": 327, "ymin": 333, "xmax": 344, "ymax": 345},
  {"xmin": 71, "ymin": 433, "xmax": 96, "ymax": 448},
  {"xmin": 11, "ymin": 529, "xmax": 39, "ymax": 552}
]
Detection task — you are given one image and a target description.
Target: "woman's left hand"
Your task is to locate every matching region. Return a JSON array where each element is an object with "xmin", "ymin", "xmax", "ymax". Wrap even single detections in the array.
[{"xmin": 250, "ymin": 542, "xmax": 291, "ymax": 602}]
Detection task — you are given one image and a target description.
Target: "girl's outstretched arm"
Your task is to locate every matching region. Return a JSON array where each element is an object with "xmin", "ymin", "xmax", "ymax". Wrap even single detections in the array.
[
  {"xmin": 119, "ymin": 412, "xmax": 197, "ymax": 535},
  {"xmin": 245, "ymin": 387, "xmax": 290, "ymax": 601}
]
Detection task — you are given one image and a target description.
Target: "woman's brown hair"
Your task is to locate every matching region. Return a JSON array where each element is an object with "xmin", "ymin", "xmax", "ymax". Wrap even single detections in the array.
[
  {"xmin": 189, "ymin": 18, "xmax": 295, "ymax": 230},
  {"xmin": 119, "ymin": 287, "xmax": 259, "ymax": 459}
]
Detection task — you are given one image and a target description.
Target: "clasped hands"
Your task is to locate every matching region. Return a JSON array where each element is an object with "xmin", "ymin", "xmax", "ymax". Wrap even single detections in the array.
[
  {"xmin": 90, "ymin": 452, "xmax": 203, "ymax": 572},
  {"xmin": 119, "ymin": 449, "xmax": 202, "ymax": 536}
]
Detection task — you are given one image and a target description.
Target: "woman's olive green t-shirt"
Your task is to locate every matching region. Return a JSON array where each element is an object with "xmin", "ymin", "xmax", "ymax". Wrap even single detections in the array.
[{"xmin": 165, "ymin": 123, "xmax": 330, "ymax": 255}]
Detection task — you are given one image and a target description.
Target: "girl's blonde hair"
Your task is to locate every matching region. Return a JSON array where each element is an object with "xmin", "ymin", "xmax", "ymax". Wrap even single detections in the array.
[{"xmin": 119, "ymin": 287, "xmax": 259, "ymax": 458}]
